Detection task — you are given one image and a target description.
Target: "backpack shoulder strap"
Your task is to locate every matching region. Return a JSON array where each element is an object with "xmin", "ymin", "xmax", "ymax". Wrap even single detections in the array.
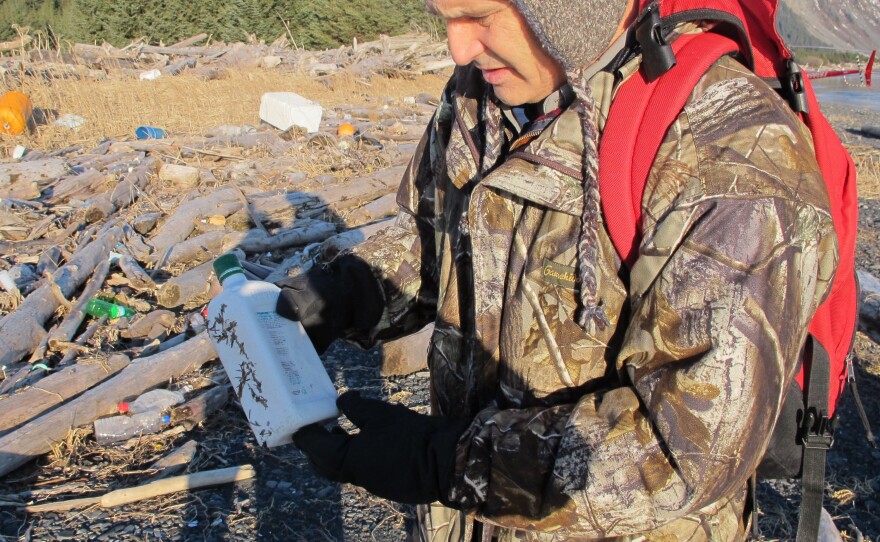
[{"xmin": 599, "ymin": 31, "xmax": 740, "ymax": 267}]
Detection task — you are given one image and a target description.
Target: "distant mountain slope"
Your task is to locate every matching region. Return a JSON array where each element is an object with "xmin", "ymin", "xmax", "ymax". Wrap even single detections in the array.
[{"xmin": 779, "ymin": 0, "xmax": 880, "ymax": 51}]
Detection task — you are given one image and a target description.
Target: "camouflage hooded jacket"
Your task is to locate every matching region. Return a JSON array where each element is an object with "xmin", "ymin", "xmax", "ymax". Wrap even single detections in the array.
[{"xmin": 348, "ymin": 42, "xmax": 838, "ymax": 541}]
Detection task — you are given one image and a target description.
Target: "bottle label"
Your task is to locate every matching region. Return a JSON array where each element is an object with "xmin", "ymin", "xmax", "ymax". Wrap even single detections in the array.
[{"xmin": 257, "ymin": 311, "xmax": 315, "ymax": 396}]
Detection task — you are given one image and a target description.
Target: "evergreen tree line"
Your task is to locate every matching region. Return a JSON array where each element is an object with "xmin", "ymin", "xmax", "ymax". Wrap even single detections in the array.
[{"xmin": 0, "ymin": 0, "xmax": 437, "ymax": 50}]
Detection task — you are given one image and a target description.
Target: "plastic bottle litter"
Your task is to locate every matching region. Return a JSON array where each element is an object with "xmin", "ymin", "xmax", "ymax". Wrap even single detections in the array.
[
  {"xmin": 135, "ymin": 125, "xmax": 167, "ymax": 140},
  {"xmin": 85, "ymin": 298, "xmax": 136, "ymax": 319},
  {"xmin": 139, "ymin": 69, "xmax": 162, "ymax": 81},
  {"xmin": 93, "ymin": 412, "xmax": 171, "ymax": 445},
  {"xmin": 54, "ymin": 113, "xmax": 86, "ymax": 129},
  {"xmin": 207, "ymin": 253, "xmax": 339, "ymax": 447},
  {"xmin": 55, "ymin": 113, "xmax": 86, "ymax": 128},
  {"xmin": 118, "ymin": 388, "xmax": 185, "ymax": 415}
]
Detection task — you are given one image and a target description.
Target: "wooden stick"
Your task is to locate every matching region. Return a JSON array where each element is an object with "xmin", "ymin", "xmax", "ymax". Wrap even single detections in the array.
[
  {"xmin": 23, "ymin": 464, "xmax": 256, "ymax": 513},
  {"xmin": 169, "ymin": 33, "xmax": 208, "ymax": 49},
  {"xmin": 47, "ymin": 258, "xmax": 111, "ymax": 352},
  {"xmin": 109, "ymin": 158, "xmax": 158, "ymax": 210},
  {"xmin": 139, "ymin": 44, "xmax": 225, "ymax": 57},
  {"xmin": 116, "ymin": 255, "xmax": 157, "ymax": 290},
  {"xmin": 0, "ymin": 321, "xmax": 60, "ymax": 395},
  {"xmin": 0, "ymin": 35, "xmax": 32, "ymax": 51},
  {"xmin": 148, "ymin": 439, "xmax": 198, "ymax": 479},
  {"xmin": 231, "ymin": 183, "xmax": 267, "ymax": 233},
  {"xmin": 54, "ymin": 316, "xmax": 108, "ymax": 371}
]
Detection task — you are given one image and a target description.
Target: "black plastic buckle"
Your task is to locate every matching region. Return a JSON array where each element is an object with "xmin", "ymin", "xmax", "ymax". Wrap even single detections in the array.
[
  {"xmin": 635, "ymin": 4, "xmax": 677, "ymax": 82},
  {"xmin": 800, "ymin": 407, "xmax": 833, "ymax": 450},
  {"xmin": 782, "ymin": 59, "xmax": 810, "ymax": 114}
]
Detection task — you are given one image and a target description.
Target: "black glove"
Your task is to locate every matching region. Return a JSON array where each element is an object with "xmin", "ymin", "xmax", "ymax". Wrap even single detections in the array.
[
  {"xmin": 276, "ymin": 255, "xmax": 383, "ymax": 353},
  {"xmin": 293, "ymin": 391, "xmax": 471, "ymax": 505}
]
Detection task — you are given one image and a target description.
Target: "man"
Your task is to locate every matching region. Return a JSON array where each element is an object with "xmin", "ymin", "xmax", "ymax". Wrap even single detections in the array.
[{"xmin": 277, "ymin": 0, "xmax": 838, "ymax": 540}]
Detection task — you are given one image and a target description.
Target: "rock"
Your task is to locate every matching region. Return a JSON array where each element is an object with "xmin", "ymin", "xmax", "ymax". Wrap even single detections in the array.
[
  {"xmin": 260, "ymin": 56, "xmax": 283, "ymax": 69},
  {"xmin": 159, "ymin": 163, "xmax": 201, "ymax": 188},
  {"xmin": 55, "ymin": 528, "xmax": 77, "ymax": 540}
]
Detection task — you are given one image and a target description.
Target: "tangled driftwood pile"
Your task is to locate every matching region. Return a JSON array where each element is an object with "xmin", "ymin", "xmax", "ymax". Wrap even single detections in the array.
[
  {"xmin": 2, "ymin": 31, "xmax": 454, "ymax": 82},
  {"xmin": 0, "ymin": 82, "xmax": 437, "ymax": 492}
]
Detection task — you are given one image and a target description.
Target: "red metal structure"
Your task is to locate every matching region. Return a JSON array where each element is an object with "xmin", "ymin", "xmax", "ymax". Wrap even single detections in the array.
[{"xmin": 806, "ymin": 49, "xmax": 875, "ymax": 87}]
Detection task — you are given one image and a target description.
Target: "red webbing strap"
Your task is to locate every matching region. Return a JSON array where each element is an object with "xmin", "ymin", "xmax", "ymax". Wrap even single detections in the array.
[
  {"xmin": 799, "ymin": 73, "xmax": 860, "ymax": 414},
  {"xmin": 599, "ymin": 32, "xmax": 740, "ymax": 267}
]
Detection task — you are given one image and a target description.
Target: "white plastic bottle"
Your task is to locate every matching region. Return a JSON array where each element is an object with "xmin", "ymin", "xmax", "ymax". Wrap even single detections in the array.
[
  {"xmin": 93, "ymin": 412, "xmax": 171, "ymax": 445},
  {"xmin": 206, "ymin": 253, "xmax": 339, "ymax": 447},
  {"xmin": 119, "ymin": 388, "xmax": 185, "ymax": 414}
]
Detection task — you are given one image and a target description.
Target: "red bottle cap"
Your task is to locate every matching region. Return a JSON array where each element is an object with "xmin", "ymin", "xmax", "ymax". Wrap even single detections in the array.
[{"xmin": 117, "ymin": 402, "xmax": 130, "ymax": 413}]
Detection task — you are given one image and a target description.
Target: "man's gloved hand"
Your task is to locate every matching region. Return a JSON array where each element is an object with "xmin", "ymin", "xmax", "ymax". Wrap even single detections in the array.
[
  {"xmin": 293, "ymin": 391, "xmax": 471, "ymax": 505},
  {"xmin": 275, "ymin": 255, "xmax": 382, "ymax": 353}
]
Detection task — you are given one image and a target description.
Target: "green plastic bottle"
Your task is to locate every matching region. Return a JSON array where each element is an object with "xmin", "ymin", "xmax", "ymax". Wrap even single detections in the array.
[{"xmin": 85, "ymin": 298, "xmax": 135, "ymax": 319}]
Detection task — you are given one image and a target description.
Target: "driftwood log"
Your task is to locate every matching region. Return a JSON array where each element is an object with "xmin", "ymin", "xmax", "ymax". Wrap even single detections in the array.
[
  {"xmin": 170, "ymin": 385, "xmax": 229, "ymax": 429},
  {"xmin": 344, "ymin": 192, "xmax": 399, "ymax": 227},
  {"xmin": 120, "ymin": 310, "xmax": 176, "ymax": 340},
  {"xmin": 0, "ymin": 333, "xmax": 216, "ymax": 478},
  {"xmin": 164, "ymin": 219, "xmax": 337, "ymax": 266},
  {"xmin": 379, "ymin": 324, "xmax": 433, "ymax": 376},
  {"xmin": 115, "ymin": 255, "xmax": 157, "ymax": 290},
  {"xmin": 148, "ymin": 188, "xmax": 244, "ymax": 262},
  {"xmin": 0, "ymin": 227, "xmax": 123, "ymax": 370},
  {"xmin": 309, "ymin": 165, "xmax": 406, "ymax": 214},
  {"xmin": 317, "ymin": 217, "xmax": 394, "ymax": 263},
  {"xmin": 148, "ymin": 439, "xmax": 199, "ymax": 478},
  {"xmin": 109, "ymin": 157, "xmax": 159, "ymax": 210},
  {"xmin": 157, "ymin": 251, "xmax": 238, "ymax": 309},
  {"xmin": 0, "ymin": 158, "xmax": 66, "ymax": 197},
  {"xmin": 0, "ymin": 354, "xmax": 130, "ymax": 436},
  {"xmin": 45, "ymin": 169, "xmax": 111, "ymax": 204}
]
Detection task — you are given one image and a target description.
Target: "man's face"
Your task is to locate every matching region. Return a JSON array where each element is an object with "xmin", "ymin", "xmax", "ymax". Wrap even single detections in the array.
[{"xmin": 426, "ymin": 0, "xmax": 566, "ymax": 106}]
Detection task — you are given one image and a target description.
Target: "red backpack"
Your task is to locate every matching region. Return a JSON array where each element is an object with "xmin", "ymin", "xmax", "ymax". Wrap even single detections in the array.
[{"xmin": 598, "ymin": 1, "xmax": 871, "ymax": 540}]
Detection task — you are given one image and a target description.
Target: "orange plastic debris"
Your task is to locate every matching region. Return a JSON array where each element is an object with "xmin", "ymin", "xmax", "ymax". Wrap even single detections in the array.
[
  {"xmin": 0, "ymin": 91, "xmax": 32, "ymax": 135},
  {"xmin": 337, "ymin": 122, "xmax": 356, "ymax": 137}
]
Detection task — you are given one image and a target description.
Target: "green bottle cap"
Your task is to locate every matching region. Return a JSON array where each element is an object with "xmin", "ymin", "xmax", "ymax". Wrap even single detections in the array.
[{"xmin": 213, "ymin": 253, "xmax": 244, "ymax": 284}]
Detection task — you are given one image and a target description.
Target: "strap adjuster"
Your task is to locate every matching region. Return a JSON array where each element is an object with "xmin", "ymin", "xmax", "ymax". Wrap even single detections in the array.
[
  {"xmin": 800, "ymin": 407, "xmax": 833, "ymax": 449},
  {"xmin": 635, "ymin": 4, "xmax": 677, "ymax": 81},
  {"xmin": 782, "ymin": 60, "xmax": 810, "ymax": 114}
]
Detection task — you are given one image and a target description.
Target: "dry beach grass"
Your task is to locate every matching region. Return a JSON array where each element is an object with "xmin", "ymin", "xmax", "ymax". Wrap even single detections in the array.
[{"xmin": 2, "ymin": 67, "xmax": 447, "ymax": 152}]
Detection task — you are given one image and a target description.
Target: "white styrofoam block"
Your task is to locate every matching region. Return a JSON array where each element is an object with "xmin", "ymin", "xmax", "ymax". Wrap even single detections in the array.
[{"xmin": 259, "ymin": 92, "xmax": 323, "ymax": 133}]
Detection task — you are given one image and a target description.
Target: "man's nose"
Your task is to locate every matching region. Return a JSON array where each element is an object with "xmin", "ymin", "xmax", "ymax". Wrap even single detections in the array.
[{"xmin": 446, "ymin": 20, "xmax": 485, "ymax": 66}]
